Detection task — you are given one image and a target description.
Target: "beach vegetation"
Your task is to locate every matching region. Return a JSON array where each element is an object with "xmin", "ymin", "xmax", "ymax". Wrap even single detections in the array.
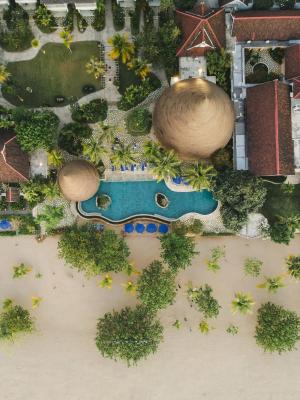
[
  {"xmin": 286, "ymin": 255, "xmax": 300, "ymax": 280},
  {"xmin": 58, "ymin": 122, "xmax": 92, "ymax": 156},
  {"xmin": 187, "ymin": 284, "xmax": 221, "ymax": 319},
  {"xmin": 243, "ymin": 257, "xmax": 263, "ymax": 277},
  {"xmin": 12, "ymin": 263, "xmax": 32, "ymax": 279},
  {"xmin": 257, "ymin": 275, "xmax": 285, "ymax": 294},
  {"xmin": 0, "ymin": 299, "xmax": 34, "ymax": 342},
  {"xmin": 231, "ymin": 292, "xmax": 255, "ymax": 314}
]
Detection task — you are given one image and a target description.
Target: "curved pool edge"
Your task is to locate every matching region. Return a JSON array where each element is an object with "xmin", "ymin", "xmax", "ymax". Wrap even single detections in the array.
[{"xmin": 75, "ymin": 201, "xmax": 220, "ymax": 226}]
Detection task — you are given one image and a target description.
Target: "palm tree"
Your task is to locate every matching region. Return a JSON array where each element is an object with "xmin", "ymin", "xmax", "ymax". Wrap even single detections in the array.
[
  {"xmin": 286, "ymin": 255, "xmax": 300, "ymax": 280},
  {"xmin": 151, "ymin": 149, "xmax": 181, "ymax": 182},
  {"xmin": 122, "ymin": 281, "xmax": 137, "ymax": 295},
  {"xmin": 43, "ymin": 182, "xmax": 60, "ymax": 199},
  {"xmin": 183, "ymin": 162, "xmax": 217, "ymax": 191},
  {"xmin": 47, "ymin": 149, "xmax": 63, "ymax": 168},
  {"xmin": 97, "ymin": 122, "xmax": 116, "ymax": 143},
  {"xmin": 60, "ymin": 29, "xmax": 73, "ymax": 51},
  {"xmin": 99, "ymin": 274, "xmax": 112, "ymax": 289},
  {"xmin": 143, "ymin": 140, "xmax": 161, "ymax": 163},
  {"xmin": 108, "ymin": 33, "xmax": 134, "ymax": 64},
  {"xmin": 231, "ymin": 292, "xmax": 255, "ymax": 314},
  {"xmin": 31, "ymin": 296, "xmax": 43, "ymax": 309},
  {"xmin": 127, "ymin": 58, "xmax": 151, "ymax": 80},
  {"xmin": 257, "ymin": 276, "xmax": 285, "ymax": 294},
  {"xmin": 111, "ymin": 142, "xmax": 136, "ymax": 168},
  {"xmin": 85, "ymin": 56, "xmax": 105, "ymax": 80},
  {"xmin": 83, "ymin": 138, "xmax": 107, "ymax": 165},
  {"xmin": 0, "ymin": 64, "xmax": 10, "ymax": 84},
  {"xmin": 35, "ymin": 5, "xmax": 53, "ymax": 27}
]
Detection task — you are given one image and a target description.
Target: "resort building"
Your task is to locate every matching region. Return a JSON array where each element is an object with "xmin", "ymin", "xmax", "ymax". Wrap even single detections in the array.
[{"xmin": 40, "ymin": 0, "xmax": 97, "ymax": 17}]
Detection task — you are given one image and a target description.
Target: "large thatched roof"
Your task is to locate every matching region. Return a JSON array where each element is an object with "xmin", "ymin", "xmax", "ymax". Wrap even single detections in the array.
[
  {"xmin": 58, "ymin": 160, "xmax": 100, "ymax": 202},
  {"xmin": 153, "ymin": 78, "xmax": 235, "ymax": 160}
]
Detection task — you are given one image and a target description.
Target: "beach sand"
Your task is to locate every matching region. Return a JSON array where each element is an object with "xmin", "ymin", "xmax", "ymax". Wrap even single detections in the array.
[{"xmin": 0, "ymin": 234, "xmax": 300, "ymax": 400}]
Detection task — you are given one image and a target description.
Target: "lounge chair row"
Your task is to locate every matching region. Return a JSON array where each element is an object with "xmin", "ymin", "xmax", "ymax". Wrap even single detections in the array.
[{"xmin": 111, "ymin": 163, "xmax": 148, "ymax": 172}]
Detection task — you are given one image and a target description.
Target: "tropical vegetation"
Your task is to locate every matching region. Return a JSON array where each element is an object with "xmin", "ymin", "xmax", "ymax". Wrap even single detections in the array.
[
  {"xmin": 0, "ymin": 299, "xmax": 34, "ymax": 342},
  {"xmin": 110, "ymin": 143, "xmax": 136, "ymax": 168},
  {"xmin": 286, "ymin": 255, "xmax": 300, "ymax": 280},
  {"xmin": 187, "ymin": 284, "xmax": 221, "ymax": 319},
  {"xmin": 86, "ymin": 56, "xmax": 105, "ymax": 80},
  {"xmin": 58, "ymin": 122, "xmax": 92, "ymax": 156},
  {"xmin": 257, "ymin": 276, "xmax": 285, "ymax": 294},
  {"xmin": 36, "ymin": 205, "xmax": 64, "ymax": 232},
  {"xmin": 108, "ymin": 33, "xmax": 134, "ymax": 63},
  {"xmin": 126, "ymin": 107, "xmax": 152, "ymax": 136},
  {"xmin": 243, "ymin": 257, "xmax": 263, "ymax": 278},
  {"xmin": 71, "ymin": 99, "xmax": 108, "ymax": 123},
  {"xmin": 95, "ymin": 305, "xmax": 163, "ymax": 366},
  {"xmin": 206, "ymin": 246, "xmax": 226, "ymax": 273},
  {"xmin": 231, "ymin": 292, "xmax": 255, "ymax": 314},
  {"xmin": 34, "ymin": 4, "xmax": 57, "ymax": 33},
  {"xmin": 183, "ymin": 162, "xmax": 216, "ymax": 191}
]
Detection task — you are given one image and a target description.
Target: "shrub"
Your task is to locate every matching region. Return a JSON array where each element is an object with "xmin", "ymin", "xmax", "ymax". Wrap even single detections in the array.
[
  {"xmin": 15, "ymin": 109, "xmax": 59, "ymax": 151},
  {"xmin": 257, "ymin": 275, "xmax": 285, "ymax": 294},
  {"xmin": 253, "ymin": 0, "xmax": 274, "ymax": 9},
  {"xmin": 92, "ymin": 0, "xmax": 105, "ymax": 31},
  {"xmin": 171, "ymin": 219, "xmax": 204, "ymax": 236},
  {"xmin": 118, "ymin": 76, "xmax": 161, "ymax": 111},
  {"xmin": 112, "ymin": 0, "xmax": 125, "ymax": 30},
  {"xmin": 36, "ymin": 205, "xmax": 64, "ymax": 232},
  {"xmin": 187, "ymin": 284, "xmax": 221, "ymax": 319},
  {"xmin": 207, "ymin": 49, "xmax": 231, "ymax": 94},
  {"xmin": 255, "ymin": 302, "xmax": 300, "ymax": 353},
  {"xmin": 160, "ymin": 232, "xmax": 198, "ymax": 273},
  {"xmin": 76, "ymin": 11, "xmax": 88, "ymax": 33},
  {"xmin": 58, "ymin": 225, "xmax": 131, "ymax": 275},
  {"xmin": 231, "ymin": 292, "xmax": 255, "ymax": 314},
  {"xmin": 58, "ymin": 122, "xmax": 92, "ymax": 155},
  {"xmin": 34, "ymin": 4, "xmax": 57, "ymax": 34},
  {"xmin": 278, "ymin": 0, "xmax": 295, "ymax": 8},
  {"xmin": 71, "ymin": 99, "xmax": 108, "ymax": 123},
  {"xmin": 96, "ymin": 194, "xmax": 111, "ymax": 209},
  {"xmin": 206, "ymin": 246, "xmax": 226, "ymax": 272},
  {"xmin": 95, "ymin": 305, "xmax": 163, "ymax": 366},
  {"xmin": 21, "ymin": 176, "xmax": 59, "ymax": 207},
  {"xmin": 0, "ymin": 299, "xmax": 34, "ymax": 342},
  {"xmin": 286, "ymin": 255, "xmax": 300, "ymax": 280},
  {"xmin": 13, "ymin": 263, "xmax": 32, "ymax": 279},
  {"xmin": 137, "ymin": 260, "xmax": 177, "ymax": 312},
  {"xmin": 267, "ymin": 215, "xmax": 300, "ymax": 245},
  {"xmin": 212, "ymin": 170, "xmax": 267, "ymax": 232},
  {"xmin": 126, "ymin": 107, "xmax": 152, "ymax": 136},
  {"xmin": 268, "ymin": 47, "xmax": 285, "ymax": 64},
  {"xmin": 63, "ymin": 4, "xmax": 75, "ymax": 32},
  {"xmin": 244, "ymin": 257, "xmax": 263, "ymax": 277},
  {"xmin": 211, "ymin": 146, "xmax": 232, "ymax": 171}
]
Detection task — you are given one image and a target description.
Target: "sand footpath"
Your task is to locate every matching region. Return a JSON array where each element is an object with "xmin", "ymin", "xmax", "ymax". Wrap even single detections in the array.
[{"xmin": 0, "ymin": 234, "xmax": 300, "ymax": 400}]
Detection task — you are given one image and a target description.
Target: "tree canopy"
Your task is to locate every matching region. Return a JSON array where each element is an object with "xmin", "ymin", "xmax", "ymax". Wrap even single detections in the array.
[
  {"xmin": 255, "ymin": 302, "xmax": 300, "ymax": 354},
  {"xmin": 95, "ymin": 305, "xmax": 163, "ymax": 366},
  {"xmin": 137, "ymin": 260, "xmax": 177, "ymax": 312},
  {"xmin": 58, "ymin": 225, "xmax": 130, "ymax": 275},
  {"xmin": 0, "ymin": 299, "xmax": 34, "ymax": 342}
]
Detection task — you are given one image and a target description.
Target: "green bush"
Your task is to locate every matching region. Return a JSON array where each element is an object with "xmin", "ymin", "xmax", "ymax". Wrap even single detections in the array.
[
  {"xmin": 244, "ymin": 257, "xmax": 263, "ymax": 277},
  {"xmin": 207, "ymin": 49, "xmax": 231, "ymax": 94},
  {"xmin": 137, "ymin": 260, "xmax": 176, "ymax": 312},
  {"xmin": 71, "ymin": 99, "xmax": 108, "ymax": 123},
  {"xmin": 95, "ymin": 305, "xmax": 163, "ymax": 366},
  {"xmin": 96, "ymin": 194, "xmax": 111, "ymax": 209},
  {"xmin": 58, "ymin": 122, "xmax": 92, "ymax": 156},
  {"xmin": 187, "ymin": 284, "xmax": 221, "ymax": 319},
  {"xmin": 112, "ymin": 0, "xmax": 125, "ymax": 30},
  {"xmin": 286, "ymin": 255, "xmax": 300, "ymax": 280},
  {"xmin": 0, "ymin": 3, "xmax": 34, "ymax": 52},
  {"xmin": 126, "ymin": 107, "xmax": 152, "ymax": 136},
  {"xmin": 130, "ymin": 6, "xmax": 140, "ymax": 35},
  {"xmin": 92, "ymin": 0, "xmax": 105, "ymax": 31},
  {"xmin": 58, "ymin": 225, "xmax": 131, "ymax": 275},
  {"xmin": 15, "ymin": 109, "xmax": 59, "ymax": 151},
  {"xmin": 63, "ymin": 4, "xmax": 75, "ymax": 32},
  {"xmin": 160, "ymin": 232, "xmax": 198, "ymax": 273},
  {"xmin": 36, "ymin": 205, "xmax": 64, "ymax": 232},
  {"xmin": 267, "ymin": 216, "xmax": 300, "ymax": 245},
  {"xmin": 0, "ymin": 299, "xmax": 34, "ymax": 342},
  {"xmin": 268, "ymin": 48, "xmax": 285, "ymax": 64},
  {"xmin": 21, "ymin": 176, "xmax": 58, "ymax": 207},
  {"xmin": 255, "ymin": 302, "xmax": 300, "ymax": 353},
  {"xmin": 34, "ymin": 4, "xmax": 57, "ymax": 34},
  {"xmin": 118, "ymin": 76, "xmax": 161, "ymax": 111},
  {"xmin": 76, "ymin": 11, "xmax": 88, "ymax": 33},
  {"xmin": 253, "ymin": 0, "xmax": 274, "ymax": 9}
]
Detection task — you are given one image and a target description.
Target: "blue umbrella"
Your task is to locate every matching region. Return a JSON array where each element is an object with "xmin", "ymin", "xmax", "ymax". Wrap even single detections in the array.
[
  {"xmin": 135, "ymin": 223, "xmax": 145, "ymax": 233},
  {"xmin": 172, "ymin": 176, "xmax": 182, "ymax": 185},
  {"xmin": 158, "ymin": 224, "xmax": 169, "ymax": 234},
  {"xmin": 0, "ymin": 219, "xmax": 11, "ymax": 230},
  {"xmin": 124, "ymin": 223, "xmax": 134, "ymax": 233},
  {"xmin": 146, "ymin": 223, "xmax": 157, "ymax": 233}
]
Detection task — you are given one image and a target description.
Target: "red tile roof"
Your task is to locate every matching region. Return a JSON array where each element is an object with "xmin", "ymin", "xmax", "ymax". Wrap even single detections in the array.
[
  {"xmin": 232, "ymin": 10, "xmax": 300, "ymax": 42},
  {"xmin": 285, "ymin": 44, "xmax": 300, "ymax": 80},
  {"xmin": 0, "ymin": 130, "xmax": 29, "ymax": 183},
  {"xmin": 293, "ymin": 79, "xmax": 300, "ymax": 99},
  {"xmin": 246, "ymin": 81, "xmax": 294, "ymax": 176},
  {"xmin": 176, "ymin": 5, "xmax": 226, "ymax": 57}
]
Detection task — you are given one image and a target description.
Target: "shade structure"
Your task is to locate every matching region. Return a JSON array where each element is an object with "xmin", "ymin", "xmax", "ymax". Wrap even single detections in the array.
[
  {"xmin": 172, "ymin": 176, "xmax": 182, "ymax": 185},
  {"xmin": 146, "ymin": 223, "xmax": 157, "ymax": 233},
  {"xmin": 124, "ymin": 223, "xmax": 134, "ymax": 233},
  {"xmin": 153, "ymin": 78, "xmax": 235, "ymax": 160},
  {"xmin": 0, "ymin": 219, "xmax": 11, "ymax": 230},
  {"xmin": 158, "ymin": 224, "xmax": 169, "ymax": 234},
  {"xmin": 58, "ymin": 160, "xmax": 100, "ymax": 202},
  {"xmin": 135, "ymin": 223, "xmax": 145, "ymax": 233}
]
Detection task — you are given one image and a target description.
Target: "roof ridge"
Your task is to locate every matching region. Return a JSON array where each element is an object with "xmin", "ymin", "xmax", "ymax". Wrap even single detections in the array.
[{"xmin": 273, "ymin": 80, "xmax": 280, "ymax": 175}]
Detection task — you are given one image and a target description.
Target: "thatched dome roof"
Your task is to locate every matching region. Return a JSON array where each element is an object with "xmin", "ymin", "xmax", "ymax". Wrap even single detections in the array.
[
  {"xmin": 153, "ymin": 78, "xmax": 235, "ymax": 160},
  {"xmin": 58, "ymin": 160, "xmax": 100, "ymax": 201}
]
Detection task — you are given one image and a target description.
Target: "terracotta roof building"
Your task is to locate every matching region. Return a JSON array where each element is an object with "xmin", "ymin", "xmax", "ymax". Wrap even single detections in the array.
[
  {"xmin": 284, "ymin": 44, "xmax": 300, "ymax": 98},
  {"xmin": 246, "ymin": 81, "xmax": 294, "ymax": 176},
  {"xmin": 232, "ymin": 10, "xmax": 300, "ymax": 42},
  {"xmin": 0, "ymin": 130, "xmax": 29, "ymax": 183},
  {"xmin": 176, "ymin": 3, "xmax": 226, "ymax": 57}
]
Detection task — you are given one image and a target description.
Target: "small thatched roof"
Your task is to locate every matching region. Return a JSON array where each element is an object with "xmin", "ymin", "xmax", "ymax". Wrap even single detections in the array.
[
  {"xmin": 153, "ymin": 78, "xmax": 235, "ymax": 160},
  {"xmin": 58, "ymin": 160, "xmax": 100, "ymax": 202}
]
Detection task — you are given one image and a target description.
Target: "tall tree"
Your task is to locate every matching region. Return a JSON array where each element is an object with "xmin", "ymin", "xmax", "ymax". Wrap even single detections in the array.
[
  {"xmin": 111, "ymin": 142, "xmax": 136, "ymax": 167},
  {"xmin": 108, "ymin": 33, "xmax": 134, "ymax": 63},
  {"xmin": 150, "ymin": 149, "xmax": 181, "ymax": 182},
  {"xmin": 183, "ymin": 162, "xmax": 217, "ymax": 191}
]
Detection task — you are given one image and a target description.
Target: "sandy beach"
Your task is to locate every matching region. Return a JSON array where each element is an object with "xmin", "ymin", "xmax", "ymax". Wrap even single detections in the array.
[{"xmin": 0, "ymin": 234, "xmax": 300, "ymax": 400}]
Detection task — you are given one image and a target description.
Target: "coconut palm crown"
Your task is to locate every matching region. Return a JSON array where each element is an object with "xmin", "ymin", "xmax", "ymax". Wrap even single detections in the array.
[
  {"xmin": 150, "ymin": 149, "xmax": 181, "ymax": 182},
  {"xmin": 83, "ymin": 138, "xmax": 107, "ymax": 166},
  {"xmin": 111, "ymin": 142, "xmax": 136, "ymax": 167},
  {"xmin": 127, "ymin": 58, "xmax": 151, "ymax": 80},
  {"xmin": 0, "ymin": 64, "xmax": 11, "ymax": 84},
  {"xmin": 183, "ymin": 162, "xmax": 217, "ymax": 191},
  {"xmin": 231, "ymin": 292, "xmax": 255, "ymax": 314},
  {"xmin": 86, "ymin": 56, "xmax": 105, "ymax": 80},
  {"xmin": 108, "ymin": 33, "xmax": 134, "ymax": 64}
]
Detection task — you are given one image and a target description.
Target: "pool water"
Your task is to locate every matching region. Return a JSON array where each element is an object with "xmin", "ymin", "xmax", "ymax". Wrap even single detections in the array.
[{"xmin": 80, "ymin": 180, "xmax": 218, "ymax": 223}]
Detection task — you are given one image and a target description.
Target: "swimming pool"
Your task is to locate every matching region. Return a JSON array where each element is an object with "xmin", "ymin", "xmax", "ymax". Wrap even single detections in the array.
[{"xmin": 78, "ymin": 180, "xmax": 218, "ymax": 223}]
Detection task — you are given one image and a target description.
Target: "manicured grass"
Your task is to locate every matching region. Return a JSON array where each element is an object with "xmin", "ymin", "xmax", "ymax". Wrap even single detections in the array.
[
  {"xmin": 118, "ymin": 61, "xmax": 140, "ymax": 95},
  {"xmin": 2, "ymin": 41, "xmax": 104, "ymax": 107},
  {"xmin": 261, "ymin": 182, "xmax": 300, "ymax": 223}
]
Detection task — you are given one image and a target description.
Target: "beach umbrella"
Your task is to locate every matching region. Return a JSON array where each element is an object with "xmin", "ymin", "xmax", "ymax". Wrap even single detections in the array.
[
  {"xmin": 172, "ymin": 176, "xmax": 182, "ymax": 185},
  {"xmin": 124, "ymin": 223, "xmax": 134, "ymax": 233},
  {"xmin": 158, "ymin": 224, "xmax": 169, "ymax": 234},
  {"xmin": 135, "ymin": 223, "xmax": 145, "ymax": 234},
  {"xmin": 0, "ymin": 219, "xmax": 11, "ymax": 230},
  {"xmin": 146, "ymin": 223, "xmax": 157, "ymax": 233}
]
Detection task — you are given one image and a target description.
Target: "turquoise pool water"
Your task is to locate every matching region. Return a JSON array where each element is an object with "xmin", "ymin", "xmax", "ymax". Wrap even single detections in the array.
[{"xmin": 79, "ymin": 180, "xmax": 218, "ymax": 223}]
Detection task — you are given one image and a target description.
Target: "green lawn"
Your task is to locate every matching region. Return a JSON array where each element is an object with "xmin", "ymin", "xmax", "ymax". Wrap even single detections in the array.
[
  {"xmin": 261, "ymin": 182, "xmax": 300, "ymax": 223},
  {"xmin": 2, "ymin": 41, "xmax": 104, "ymax": 107}
]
